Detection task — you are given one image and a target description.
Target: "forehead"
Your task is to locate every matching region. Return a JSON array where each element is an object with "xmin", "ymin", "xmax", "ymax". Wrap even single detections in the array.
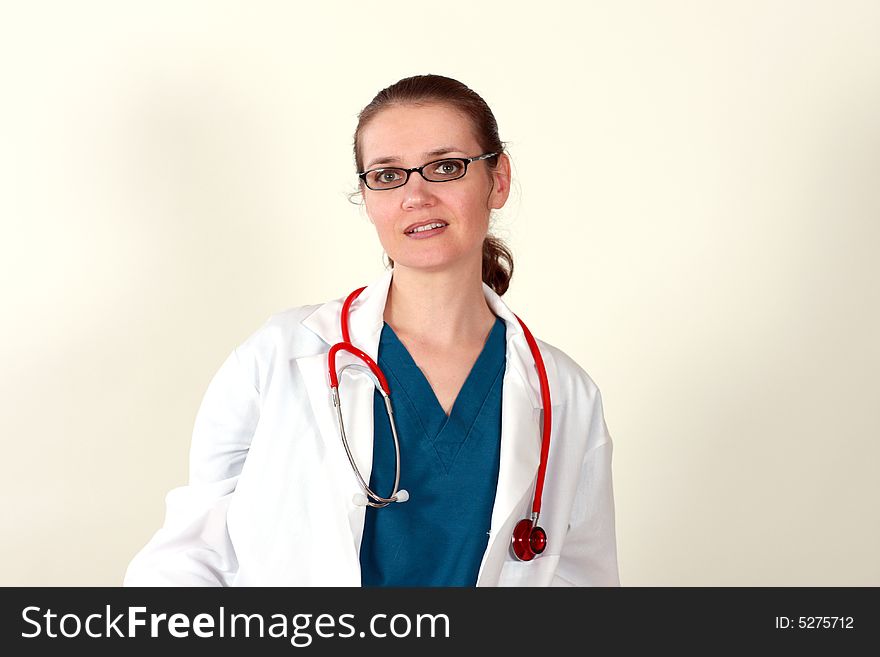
[{"xmin": 361, "ymin": 104, "xmax": 479, "ymax": 167}]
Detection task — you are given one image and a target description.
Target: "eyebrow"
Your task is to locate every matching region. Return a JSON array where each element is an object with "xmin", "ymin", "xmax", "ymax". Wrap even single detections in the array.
[{"xmin": 365, "ymin": 147, "xmax": 463, "ymax": 170}]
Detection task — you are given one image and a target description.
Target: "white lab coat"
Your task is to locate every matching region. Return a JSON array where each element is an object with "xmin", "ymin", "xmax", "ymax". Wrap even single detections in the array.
[{"xmin": 124, "ymin": 268, "xmax": 620, "ymax": 586}]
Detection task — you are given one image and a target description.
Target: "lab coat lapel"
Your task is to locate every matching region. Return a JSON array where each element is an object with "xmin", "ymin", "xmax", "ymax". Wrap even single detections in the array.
[
  {"xmin": 475, "ymin": 285, "xmax": 548, "ymax": 586},
  {"xmin": 296, "ymin": 269, "xmax": 393, "ymax": 574}
]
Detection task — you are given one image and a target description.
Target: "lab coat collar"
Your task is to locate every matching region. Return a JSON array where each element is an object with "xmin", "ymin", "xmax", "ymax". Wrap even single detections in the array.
[
  {"xmin": 300, "ymin": 267, "xmax": 545, "ymax": 411},
  {"xmin": 296, "ymin": 268, "xmax": 550, "ymax": 586}
]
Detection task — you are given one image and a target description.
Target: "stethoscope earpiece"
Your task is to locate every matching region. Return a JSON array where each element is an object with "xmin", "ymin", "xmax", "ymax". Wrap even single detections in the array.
[{"xmin": 352, "ymin": 489, "xmax": 409, "ymax": 508}]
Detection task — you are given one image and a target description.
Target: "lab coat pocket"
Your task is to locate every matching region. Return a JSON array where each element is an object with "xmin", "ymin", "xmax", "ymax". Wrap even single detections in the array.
[{"xmin": 497, "ymin": 553, "xmax": 561, "ymax": 587}]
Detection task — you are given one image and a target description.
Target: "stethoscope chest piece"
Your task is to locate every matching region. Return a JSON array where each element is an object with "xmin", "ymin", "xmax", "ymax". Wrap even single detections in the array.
[{"xmin": 511, "ymin": 516, "xmax": 547, "ymax": 562}]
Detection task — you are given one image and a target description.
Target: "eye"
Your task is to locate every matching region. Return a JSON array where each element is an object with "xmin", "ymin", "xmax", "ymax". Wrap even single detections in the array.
[
  {"xmin": 429, "ymin": 159, "xmax": 464, "ymax": 178},
  {"xmin": 368, "ymin": 169, "xmax": 404, "ymax": 187}
]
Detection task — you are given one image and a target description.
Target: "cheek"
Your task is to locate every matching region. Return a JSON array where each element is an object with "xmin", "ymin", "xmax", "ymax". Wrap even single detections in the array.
[
  {"xmin": 463, "ymin": 198, "xmax": 492, "ymax": 231},
  {"xmin": 366, "ymin": 194, "xmax": 395, "ymax": 218},
  {"xmin": 371, "ymin": 218, "xmax": 397, "ymax": 244},
  {"xmin": 365, "ymin": 204, "xmax": 388, "ymax": 229}
]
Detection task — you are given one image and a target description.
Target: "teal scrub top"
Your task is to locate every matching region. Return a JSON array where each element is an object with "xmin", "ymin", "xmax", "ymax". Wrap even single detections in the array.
[{"xmin": 359, "ymin": 315, "xmax": 507, "ymax": 586}]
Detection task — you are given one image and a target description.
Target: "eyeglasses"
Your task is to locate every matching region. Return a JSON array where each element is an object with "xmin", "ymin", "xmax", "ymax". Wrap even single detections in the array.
[{"xmin": 357, "ymin": 152, "xmax": 498, "ymax": 191}]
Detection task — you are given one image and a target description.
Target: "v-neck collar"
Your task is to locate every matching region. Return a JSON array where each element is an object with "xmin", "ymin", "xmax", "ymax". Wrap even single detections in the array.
[{"xmin": 378, "ymin": 316, "xmax": 507, "ymax": 469}]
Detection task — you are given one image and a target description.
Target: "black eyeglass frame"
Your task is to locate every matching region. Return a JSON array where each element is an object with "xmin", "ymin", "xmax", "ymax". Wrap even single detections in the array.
[{"xmin": 357, "ymin": 152, "xmax": 499, "ymax": 191}]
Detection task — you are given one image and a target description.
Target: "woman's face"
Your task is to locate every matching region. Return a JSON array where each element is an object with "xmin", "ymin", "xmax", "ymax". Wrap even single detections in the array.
[{"xmin": 359, "ymin": 103, "xmax": 510, "ymax": 274}]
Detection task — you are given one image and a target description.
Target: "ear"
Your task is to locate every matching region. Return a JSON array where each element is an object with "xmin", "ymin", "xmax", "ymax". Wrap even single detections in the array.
[{"xmin": 488, "ymin": 153, "xmax": 512, "ymax": 210}]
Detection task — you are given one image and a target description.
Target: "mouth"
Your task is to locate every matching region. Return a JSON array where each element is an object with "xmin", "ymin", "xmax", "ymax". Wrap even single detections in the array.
[{"xmin": 404, "ymin": 220, "xmax": 449, "ymax": 235}]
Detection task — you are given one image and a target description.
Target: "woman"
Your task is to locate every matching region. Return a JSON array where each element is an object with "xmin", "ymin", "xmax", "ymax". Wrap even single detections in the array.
[{"xmin": 124, "ymin": 74, "xmax": 619, "ymax": 587}]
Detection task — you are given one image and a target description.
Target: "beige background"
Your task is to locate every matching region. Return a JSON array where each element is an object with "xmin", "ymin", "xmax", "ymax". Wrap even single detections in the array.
[{"xmin": 1, "ymin": 1, "xmax": 877, "ymax": 586}]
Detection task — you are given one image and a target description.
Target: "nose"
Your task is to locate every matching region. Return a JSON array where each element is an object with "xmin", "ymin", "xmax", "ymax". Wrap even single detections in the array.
[{"xmin": 400, "ymin": 170, "xmax": 436, "ymax": 209}]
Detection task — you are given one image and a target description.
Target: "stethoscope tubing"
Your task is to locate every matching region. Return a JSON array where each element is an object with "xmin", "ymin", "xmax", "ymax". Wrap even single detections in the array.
[
  {"xmin": 512, "ymin": 312, "xmax": 552, "ymax": 517},
  {"xmin": 330, "ymin": 364, "xmax": 403, "ymax": 508},
  {"xmin": 328, "ymin": 284, "xmax": 552, "ymax": 560}
]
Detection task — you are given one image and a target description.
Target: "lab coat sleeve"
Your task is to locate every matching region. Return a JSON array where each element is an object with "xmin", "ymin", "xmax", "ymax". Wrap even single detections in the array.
[
  {"xmin": 552, "ymin": 389, "xmax": 621, "ymax": 587},
  {"xmin": 123, "ymin": 345, "xmax": 260, "ymax": 586}
]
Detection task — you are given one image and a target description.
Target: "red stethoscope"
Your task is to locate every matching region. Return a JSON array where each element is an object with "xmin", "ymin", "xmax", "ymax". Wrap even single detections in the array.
[{"xmin": 328, "ymin": 286, "xmax": 553, "ymax": 562}]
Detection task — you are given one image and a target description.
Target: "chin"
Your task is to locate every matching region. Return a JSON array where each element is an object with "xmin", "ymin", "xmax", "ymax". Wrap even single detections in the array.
[
  {"xmin": 390, "ymin": 251, "xmax": 457, "ymax": 270},
  {"xmin": 392, "ymin": 242, "xmax": 485, "ymax": 272}
]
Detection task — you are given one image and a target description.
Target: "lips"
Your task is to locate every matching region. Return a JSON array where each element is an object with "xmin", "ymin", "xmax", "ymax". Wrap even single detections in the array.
[{"xmin": 404, "ymin": 220, "xmax": 449, "ymax": 234}]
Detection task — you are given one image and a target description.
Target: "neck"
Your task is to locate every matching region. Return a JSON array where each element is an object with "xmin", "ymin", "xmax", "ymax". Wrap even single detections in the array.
[{"xmin": 383, "ymin": 259, "xmax": 496, "ymax": 349}]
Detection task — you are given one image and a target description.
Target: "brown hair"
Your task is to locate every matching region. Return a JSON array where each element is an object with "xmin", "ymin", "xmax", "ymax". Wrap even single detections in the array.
[{"xmin": 350, "ymin": 74, "xmax": 514, "ymax": 296}]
